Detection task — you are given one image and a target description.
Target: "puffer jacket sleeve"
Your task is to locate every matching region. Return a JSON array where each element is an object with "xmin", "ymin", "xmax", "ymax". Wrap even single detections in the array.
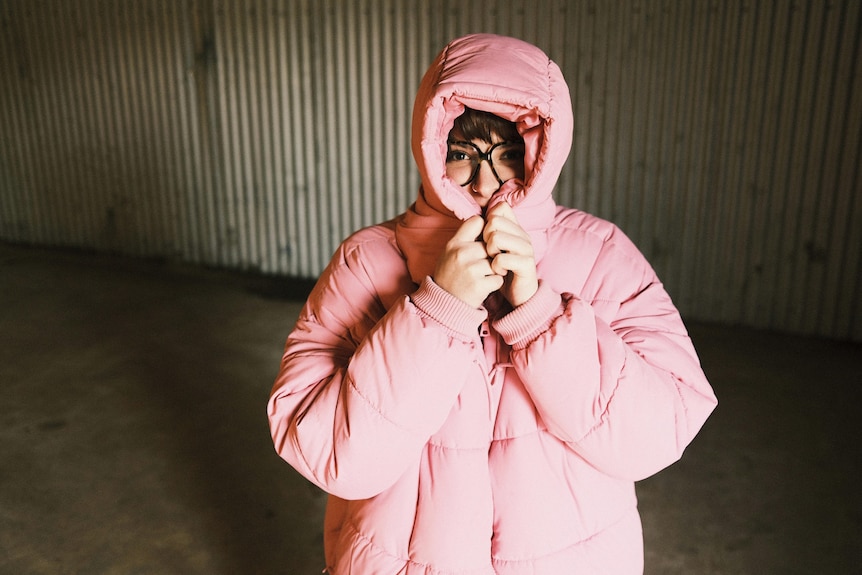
[
  {"xmin": 493, "ymin": 234, "xmax": 718, "ymax": 482},
  {"xmin": 268, "ymin": 232, "xmax": 486, "ymax": 500}
]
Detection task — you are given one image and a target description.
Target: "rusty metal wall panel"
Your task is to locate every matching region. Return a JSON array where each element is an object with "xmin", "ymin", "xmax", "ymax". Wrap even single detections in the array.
[{"xmin": 0, "ymin": 0, "xmax": 860, "ymax": 340}]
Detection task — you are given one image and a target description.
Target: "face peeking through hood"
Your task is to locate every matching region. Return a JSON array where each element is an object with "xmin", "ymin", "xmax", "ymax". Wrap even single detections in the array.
[
  {"xmin": 396, "ymin": 33, "xmax": 574, "ymax": 284},
  {"xmin": 445, "ymin": 108, "xmax": 527, "ymax": 211},
  {"xmin": 410, "ymin": 33, "xmax": 574, "ymax": 221}
]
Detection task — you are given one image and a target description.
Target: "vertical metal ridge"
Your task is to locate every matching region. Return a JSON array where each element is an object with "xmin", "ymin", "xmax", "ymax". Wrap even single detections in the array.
[
  {"xmin": 739, "ymin": 0, "xmax": 780, "ymax": 327},
  {"xmin": 687, "ymin": 0, "xmax": 725, "ymax": 317},
  {"xmin": 832, "ymin": 1, "xmax": 862, "ymax": 341},
  {"xmin": 0, "ymin": 2, "xmax": 29, "ymax": 240},
  {"xmin": 793, "ymin": 1, "xmax": 848, "ymax": 336},
  {"xmin": 807, "ymin": 0, "xmax": 861, "ymax": 338},
  {"xmin": 772, "ymin": 0, "xmax": 817, "ymax": 332}
]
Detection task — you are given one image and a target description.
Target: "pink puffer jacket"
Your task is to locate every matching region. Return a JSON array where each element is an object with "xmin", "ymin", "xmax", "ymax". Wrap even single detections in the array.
[{"xmin": 268, "ymin": 33, "xmax": 717, "ymax": 574}]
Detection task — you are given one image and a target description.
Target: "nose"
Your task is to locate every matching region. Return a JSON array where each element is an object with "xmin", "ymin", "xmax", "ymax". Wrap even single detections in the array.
[{"xmin": 470, "ymin": 159, "xmax": 501, "ymax": 202}]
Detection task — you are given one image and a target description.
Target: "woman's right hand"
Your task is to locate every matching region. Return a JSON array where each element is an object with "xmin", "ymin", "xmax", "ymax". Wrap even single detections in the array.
[{"xmin": 433, "ymin": 216, "xmax": 505, "ymax": 308}]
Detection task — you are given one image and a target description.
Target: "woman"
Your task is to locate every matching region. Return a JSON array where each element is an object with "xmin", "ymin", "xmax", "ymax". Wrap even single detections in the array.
[{"xmin": 268, "ymin": 33, "xmax": 717, "ymax": 574}]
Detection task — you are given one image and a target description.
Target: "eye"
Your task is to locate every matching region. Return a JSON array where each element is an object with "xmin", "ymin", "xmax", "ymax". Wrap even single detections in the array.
[
  {"xmin": 497, "ymin": 145, "xmax": 525, "ymax": 165},
  {"xmin": 446, "ymin": 142, "xmax": 478, "ymax": 164},
  {"xmin": 446, "ymin": 150, "xmax": 471, "ymax": 163}
]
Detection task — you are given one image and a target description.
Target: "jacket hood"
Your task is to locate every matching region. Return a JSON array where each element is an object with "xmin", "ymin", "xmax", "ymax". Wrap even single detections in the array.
[{"xmin": 396, "ymin": 34, "xmax": 574, "ymax": 284}]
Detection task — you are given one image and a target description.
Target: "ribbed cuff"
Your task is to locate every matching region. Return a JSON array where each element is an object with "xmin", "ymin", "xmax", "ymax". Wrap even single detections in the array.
[
  {"xmin": 492, "ymin": 282, "xmax": 563, "ymax": 349},
  {"xmin": 410, "ymin": 276, "xmax": 488, "ymax": 338}
]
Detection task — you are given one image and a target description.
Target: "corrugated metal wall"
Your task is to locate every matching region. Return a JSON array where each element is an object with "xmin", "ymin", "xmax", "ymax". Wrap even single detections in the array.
[{"xmin": 1, "ymin": 0, "xmax": 860, "ymax": 341}]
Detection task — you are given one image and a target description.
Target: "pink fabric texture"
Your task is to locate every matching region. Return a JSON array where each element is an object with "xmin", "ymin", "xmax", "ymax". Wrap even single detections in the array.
[{"xmin": 268, "ymin": 33, "xmax": 717, "ymax": 574}]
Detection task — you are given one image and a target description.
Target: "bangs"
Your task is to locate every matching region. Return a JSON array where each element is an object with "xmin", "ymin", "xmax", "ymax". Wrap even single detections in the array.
[{"xmin": 452, "ymin": 107, "xmax": 521, "ymax": 143}]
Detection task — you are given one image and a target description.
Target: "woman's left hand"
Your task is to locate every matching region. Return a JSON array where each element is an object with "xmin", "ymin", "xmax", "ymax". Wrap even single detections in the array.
[{"xmin": 482, "ymin": 201, "xmax": 538, "ymax": 307}]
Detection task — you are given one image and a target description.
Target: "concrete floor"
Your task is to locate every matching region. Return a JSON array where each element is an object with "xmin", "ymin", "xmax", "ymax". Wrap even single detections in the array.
[{"xmin": 1, "ymin": 243, "xmax": 860, "ymax": 575}]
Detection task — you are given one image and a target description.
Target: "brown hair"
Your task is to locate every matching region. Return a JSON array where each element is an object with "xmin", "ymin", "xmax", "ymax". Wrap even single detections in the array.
[{"xmin": 451, "ymin": 107, "xmax": 521, "ymax": 143}]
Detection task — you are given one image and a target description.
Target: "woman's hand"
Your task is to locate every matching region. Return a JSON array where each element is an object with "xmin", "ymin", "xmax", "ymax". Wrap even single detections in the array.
[
  {"xmin": 483, "ymin": 202, "xmax": 538, "ymax": 307},
  {"xmin": 433, "ymin": 216, "xmax": 506, "ymax": 308}
]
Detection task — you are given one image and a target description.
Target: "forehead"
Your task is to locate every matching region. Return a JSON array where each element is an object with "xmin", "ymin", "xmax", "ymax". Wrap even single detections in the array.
[
  {"xmin": 448, "ymin": 137, "xmax": 523, "ymax": 150},
  {"xmin": 448, "ymin": 130, "xmax": 511, "ymax": 144}
]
